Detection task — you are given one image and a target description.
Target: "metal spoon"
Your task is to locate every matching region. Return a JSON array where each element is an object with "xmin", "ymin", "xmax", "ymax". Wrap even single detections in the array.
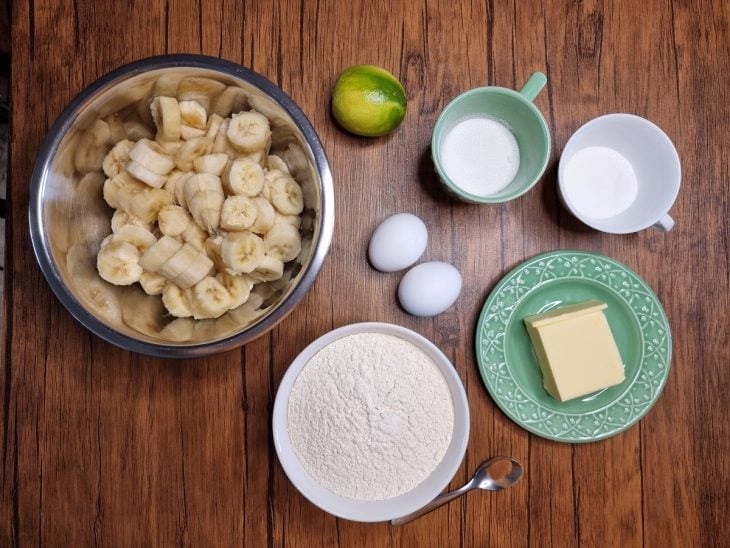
[{"xmin": 390, "ymin": 457, "xmax": 523, "ymax": 525}]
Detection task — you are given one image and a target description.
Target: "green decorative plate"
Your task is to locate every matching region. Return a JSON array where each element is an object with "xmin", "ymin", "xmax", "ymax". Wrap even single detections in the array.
[{"xmin": 476, "ymin": 250, "xmax": 672, "ymax": 443}]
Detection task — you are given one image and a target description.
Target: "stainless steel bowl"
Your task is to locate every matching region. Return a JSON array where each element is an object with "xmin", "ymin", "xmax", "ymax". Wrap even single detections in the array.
[{"xmin": 29, "ymin": 55, "xmax": 334, "ymax": 358}]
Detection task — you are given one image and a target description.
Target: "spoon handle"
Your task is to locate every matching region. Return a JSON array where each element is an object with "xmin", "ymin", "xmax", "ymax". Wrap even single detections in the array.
[{"xmin": 390, "ymin": 482, "xmax": 474, "ymax": 525}]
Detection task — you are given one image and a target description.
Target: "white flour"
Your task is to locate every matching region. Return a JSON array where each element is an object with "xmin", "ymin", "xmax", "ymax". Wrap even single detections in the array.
[
  {"xmin": 287, "ymin": 333, "xmax": 454, "ymax": 501},
  {"xmin": 440, "ymin": 117, "xmax": 520, "ymax": 196}
]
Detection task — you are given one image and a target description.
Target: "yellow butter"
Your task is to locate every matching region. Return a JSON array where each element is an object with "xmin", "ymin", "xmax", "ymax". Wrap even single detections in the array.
[{"xmin": 524, "ymin": 300, "xmax": 625, "ymax": 402}]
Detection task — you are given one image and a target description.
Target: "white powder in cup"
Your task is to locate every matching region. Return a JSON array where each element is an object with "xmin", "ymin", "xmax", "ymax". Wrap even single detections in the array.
[
  {"xmin": 562, "ymin": 146, "xmax": 639, "ymax": 219},
  {"xmin": 440, "ymin": 117, "xmax": 520, "ymax": 196},
  {"xmin": 287, "ymin": 332, "xmax": 454, "ymax": 501}
]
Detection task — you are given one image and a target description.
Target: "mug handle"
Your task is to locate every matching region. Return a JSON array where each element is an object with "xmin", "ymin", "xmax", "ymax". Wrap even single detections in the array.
[
  {"xmin": 519, "ymin": 72, "xmax": 547, "ymax": 102},
  {"xmin": 652, "ymin": 213, "xmax": 675, "ymax": 232}
]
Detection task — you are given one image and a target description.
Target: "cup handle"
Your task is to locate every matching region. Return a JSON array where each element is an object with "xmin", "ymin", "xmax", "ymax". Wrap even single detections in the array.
[
  {"xmin": 518, "ymin": 72, "xmax": 547, "ymax": 102},
  {"xmin": 652, "ymin": 213, "xmax": 675, "ymax": 232}
]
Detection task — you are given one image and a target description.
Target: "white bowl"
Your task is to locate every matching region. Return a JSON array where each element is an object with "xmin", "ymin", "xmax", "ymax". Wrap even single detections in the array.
[{"xmin": 272, "ymin": 322, "xmax": 470, "ymax": 522}]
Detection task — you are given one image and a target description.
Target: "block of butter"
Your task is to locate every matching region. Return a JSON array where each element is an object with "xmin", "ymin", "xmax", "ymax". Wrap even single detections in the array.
[{"xmin": 524, "ymin": 301, "xmax": 625, "ymax": 402}]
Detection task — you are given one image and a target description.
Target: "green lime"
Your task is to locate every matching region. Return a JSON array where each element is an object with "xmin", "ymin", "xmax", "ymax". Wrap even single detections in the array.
[{"xmin": 331, "ymin": 65, "xmax": 407, "ymax": 137}]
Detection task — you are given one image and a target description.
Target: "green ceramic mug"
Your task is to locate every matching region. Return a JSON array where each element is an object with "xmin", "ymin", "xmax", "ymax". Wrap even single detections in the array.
[{"xmin": 431, "ymin": 72, "xmax": 551, "ymax": 203}]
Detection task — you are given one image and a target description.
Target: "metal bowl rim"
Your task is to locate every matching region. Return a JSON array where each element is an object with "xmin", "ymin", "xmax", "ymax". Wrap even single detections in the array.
[{"xmin": 28, "ymin": 54, "xmax": 335, "ymax": 358}]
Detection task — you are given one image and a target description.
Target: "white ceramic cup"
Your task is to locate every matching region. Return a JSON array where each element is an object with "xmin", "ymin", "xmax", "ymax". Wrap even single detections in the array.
[{"xmin": 558, "ymin": 114, "xmax": 681, "ymax": 233}]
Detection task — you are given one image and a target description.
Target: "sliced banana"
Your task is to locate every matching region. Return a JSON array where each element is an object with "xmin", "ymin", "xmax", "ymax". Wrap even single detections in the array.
[
  {"xmin": 241, "ymin": 149, "xmax": 266, "ymax": 166},
  {"xmin": 180, "ymin": 126, "xmax": 206, "ymax": 140},
  {"xmin": 220, "ymin": 195, "xmax": 258, "ymax": 231},
  {"xmin": 179, "ymin": 100, "xmax": 207, "ymax": 129},
  {"xmin": 154, "ymin": 73, "xmax": 183, "ymax": 96},
  {"xmin": 205, "ymin": 113, "xmax": 224, "ymax": 140},
  {"xmin": 162, "ymin": 283, "xmax": 194, "ymax": 318},
  {"xmin": 181, "ymin": 220, "xmax": 207, "ymax": 251},
  {"xmin": 274, "ymin": 212, "xmax": 301, "ymax": 229},
  {"xmin": 128, "ymin": 188, "xmax": 173, "ymax": 224},
  {"xmin": 205, "ymin": 235, "xmax": 225, "ymax": 271},
  {"xmin": 227, "ymin": 111, "xmax": 271, "ymax": 153},
  {"xmin": 164, "ymin": 170, "xmax": 194, "ymax": 206},
  {"xmin": 187, "ymin": 191, "xmax": 224, "ymax": 233},
  {"xmin": 216, "ymin": 271, "xmax": 253, "ymax": 309},
  {"xmin": 264, "ymin": 223, "xmax": 301, "ymax": 262},
  {"xmin": 159, "ymin": 139, "xmax": 183, "ymax": 155},
  {"xmin": 174, "ymin": 250, "xmax": 214, "ymax": 289},
  {"xmin": 248, "ymin": 255, "xmax": 284, "ymax": 282},
  {"xmin": 176, "ymin": 77, "xmax": 226, "ymax": 112},
  {"xmin": 127, "ymin": 160, "xmax": 168, "ymax": 189},
  {"xmin": 190, "ymin": 277, "xmax": 232, "ymax": 319},
  {"xmin": 150, "ymin": 96, "xmax": 182, "ymax": 142},
  {"xmin": 97, "ymin": 241, "xmax": 142, "ymax": 285},
  {"xmin": 212, "ymin": 118, "xmax": 238, "ymax": 158},
  {"xmin": 267, "ymin": 154, "xmax": 289, "ymax": 173},
  {"xmin": 158, "ymin": 204, "xmax": 192, "ymax": 236},
  {"xmin": 128, "ymin": 138, "xmax": 175, "ymax": 175},
  {"xmin": 193, "ymin": 153, "xmax": 229, "ymax": 176},
  {"xmin": 110, "ymin": 210, "xmax": 151, "ymax": 233},
  {"xmin": 74, "ymin": 119, "xmax": 113, "ymax": 174},
  {"xmin": 250, "ymin": 196, "xmax": 276, "ymax": 234},
  {"xmin": 268, "ymin": 171, "xmax": 304, "ymax": 215},
  {"xmin": 225, "ymin": 157, "xmax": 264, "ymax": 196},
  {"xmin": 102, "ymin": 172, "xmax": 147, "ymax": 210},
  {"xmin": 102, "ymin": 139, "xmax": 134, "ymax": 178},
  {"xmin": 174, "ymin": 136, "xmax": 213, "ymax": 172},
  {"xmin": 210, "ymin": 86, "xmax": 249, "ymax": 117},
  {"xmin": 139, "ymin": 271, "xmax": 167, "ymax": 295},
  {"xmin": 139, "ymin": 235, "xmax": 183, "ymax": 272},
  {"xmin": 221, "ymin": 231, "xmax": 265, "ymax": 274},
  {"xmin": 158, "ymin": 242, "xmax": 201, "ymax": 281},
  {"xmin": 112, "ymin": 224, "xmax": 157, "ymax": 252}
]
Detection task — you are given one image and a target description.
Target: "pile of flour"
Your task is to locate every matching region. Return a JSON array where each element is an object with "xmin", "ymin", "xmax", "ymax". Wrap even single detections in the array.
[{"xmin": 287, "ymin": 333, "xmax": 454, "ymax": 501}]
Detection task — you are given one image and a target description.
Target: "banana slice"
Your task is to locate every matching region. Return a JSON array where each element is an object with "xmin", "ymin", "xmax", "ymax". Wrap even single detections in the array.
[
  {"xmin": 248, "ymin": 255, "xmax": 284, "ymax": 282},
  {"xmin": 216, "ymin": 271, "xmax": 253, "ymax": 309},
  {"xmin": 190, "ymin": 277, "xmax": 232, "ymax": 319},
  {"xmin": 74, "ymin": 119, "xmax": 113, "ymax": 174},
  {"xmin": 220, "ymin": 195, "xmax": 258, "ymax": 231},
  {"xmin": 193, "ymin": 153, "xmax": 229, "ymax": 176},
  {"xmin": 205, "ymin": 235, "xmax": 225, "ymax": 271},
  {"xmin": 180, "ymin": 126, "xmax": 206, "ymax": 140},
  {"xmin": 268, "ymin": 172, "xmax": 304, "ymax": 215},
  {"xmin": 174, "ymin": 250, "xmax": 214, "ymax": 289},
  {"xmin": 187, "ymin": 191, "xmax": 224, "ymax": 233},
  {"xmin": 150, "ymin": 96, "xmax": 182, "ymax": 142},
  {"xmin": 102, "ymin": 139, "xmax": 134, "ymax": 178},
  {"xmin": 159, "ymin": 140, "xmax": 183, "ymax": 155},
  {"xmin": 158, "ymin": 204, "xmax": 192, "ymax": 236},
  {"xmin": 123, "ymin": 121, "xmax": 154, "ymax": 141},
  {"xmin": 139, "ymin": 271, "xmax": 167, "ymax": 295},
  {"xmin": 274, "ymin": 212, "xmax": 301, "ymax": 229},
  {"xmin": 210, "ymin": 86, "xmax": 249, "ymax": 117},
  {"xmin": 181, "ymin": 220, "xmax": 207, "ymax": 251},
  {"xmin": 128, "ymin": 188, "xmax": 174, "ymax": 224},
  {"xmin": 264, "ymin": 223, "xmax": 301, "ymax": 262},
  {"xmin": 159, "ymin": 317, "xmax": 195, "ymax": 341},
  {"xmin": 128, "ymin": 138, "xmax": 175, "ymax": 175},
  {"xmin": 103, "ymin": 172, "xmax": 147, "ymax": 210},
  {"xmin": 211, "ymin": 118, "xmax": 238, "ymax": 158},
  {"xmin": 139, "ymin": 235, "xmax": 183, "ymax": 272},
  {"xmin": 154, "ymin": 73, "xmax": 183, "ymax": 96},
  {"xmin": 162, "ymin": 284, "xmax": 194, "ymax": 318},
  {"xmin": 205, "ymin": 113, "xmax": 224, "ymax": 140},
  {"xmin": 242, "ymin": 149, "xmax": 267, "ymax": 166},
  {"xmin": 112, "ymin": 224, "xmax": 157, "ymax": 252},
  {"xmin": 179, "ymin": 100, "xmax": 207, "ymax": 129},
  {"xmin": 225, "ymin": 157, "xmax": 264, "ymax": 196},
  {"xmin": 126, "ymin": 160, "xmax": 168, "ymax": 188},
  {"xmin": 267, "ymin": 154, "xmax": 289, "ymax": 173},
  {"xmin": 250, "ymin": 196, "xmax": 276, "ymax": 234},
  {"xmin": 174, "ymin": 136, "xmax": 213, "ymax": 172},
  {"xmin": 176, "ymin": 77, "xmax": 226, "ymax": 112},
  {"xmin": 164, "ymin": 170, "xmax": 194, "ymax": 206},
  {"xmin": 221, "ymin": 231, "xmax": 264, "ymax": 274},
  {"xmin": 158, "ymin": 242, "xmax": 201, "ymax": 281},
  {"xmin": 227, "ymin": 111, "xmax": 271, "ymax": 153},
  {"xmin": 97, "ymin": 241, "xmax": 143, "ymax": 285}
]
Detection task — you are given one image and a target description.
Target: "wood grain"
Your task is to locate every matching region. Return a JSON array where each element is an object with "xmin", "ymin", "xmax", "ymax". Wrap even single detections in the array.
[{"xmin": 3, "ymin": 0, "xmax": 729, "ymax": 546}]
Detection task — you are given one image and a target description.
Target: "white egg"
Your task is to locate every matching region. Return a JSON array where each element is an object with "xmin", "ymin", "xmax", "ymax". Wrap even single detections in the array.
[
  {"xmin": 368, "ymin": 213, "xmax": 428, "ymax": 272},
  {"xmin": 398, "ymin": 262, "xmax": 462, "ymax": 317}
]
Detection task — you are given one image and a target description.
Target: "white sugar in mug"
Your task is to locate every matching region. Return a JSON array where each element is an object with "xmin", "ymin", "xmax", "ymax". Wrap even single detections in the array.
[{"xmin": 558, "ymin": 114, "xmax": 681, "ymax": 233}]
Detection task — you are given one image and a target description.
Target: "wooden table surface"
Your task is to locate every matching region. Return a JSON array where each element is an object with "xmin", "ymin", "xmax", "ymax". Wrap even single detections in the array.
[{"xmin": 3, "ymin": 0, "xmax": 728, "ymax": 546}]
